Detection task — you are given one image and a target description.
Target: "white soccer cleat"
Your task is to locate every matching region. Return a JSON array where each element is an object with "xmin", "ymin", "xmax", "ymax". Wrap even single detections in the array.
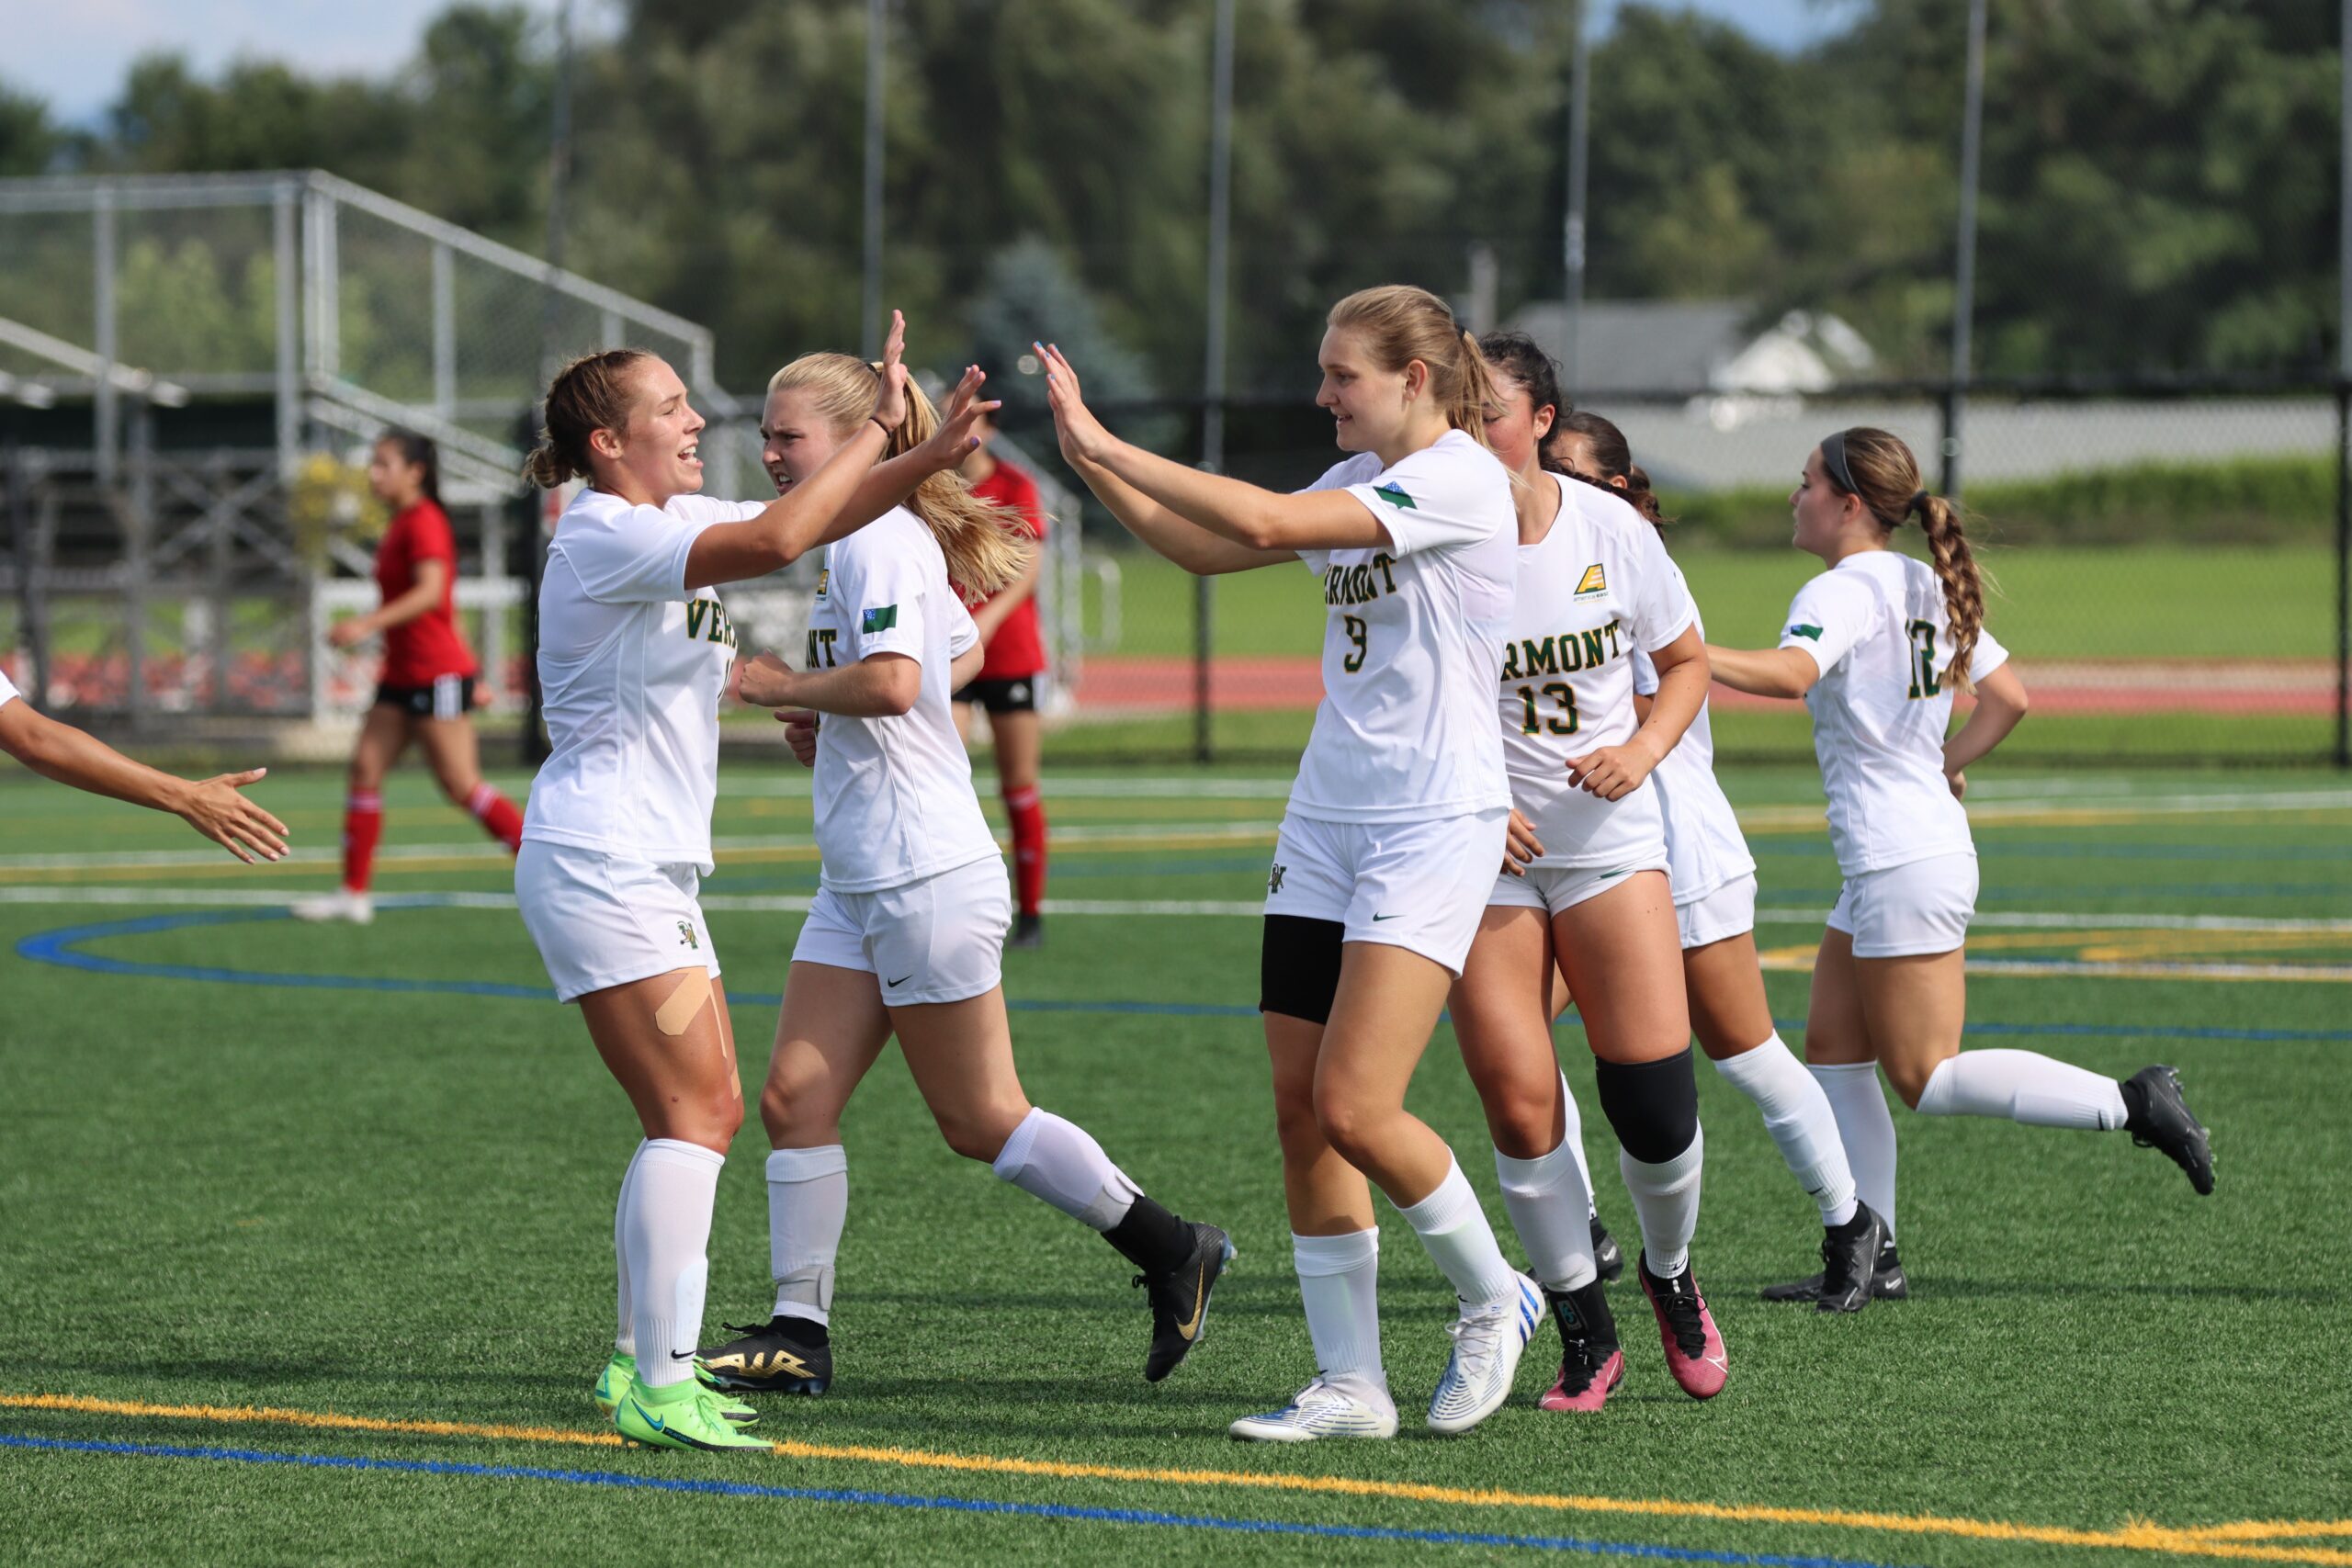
[
  {"xmin": 289, "ymin": 888, "xmax": 374, "ymax": 925},
  {"xmin": 1227, "ymin": 1376, "xmax": 1398, "ymax": 1443},
  {"xmin": 1426, "ymin": 1273, "xmax": 1543, "ymax": 1435}
]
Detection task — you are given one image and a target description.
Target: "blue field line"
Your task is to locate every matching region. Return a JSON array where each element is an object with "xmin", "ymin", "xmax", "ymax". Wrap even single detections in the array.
[
  {"xmin": 15, "ymin": 907, "xmax": 2352, "ymax": 1044},
  {"xmin": 0, "ymin": 1434, "xmax": 1908, "ymax": 1568}
]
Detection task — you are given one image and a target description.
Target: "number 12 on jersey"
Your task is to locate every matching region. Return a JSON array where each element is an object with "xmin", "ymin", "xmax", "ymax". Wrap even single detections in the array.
[{"xmin": 1905, "ymin": 619, "xmax": 1940, "ymax": 699}]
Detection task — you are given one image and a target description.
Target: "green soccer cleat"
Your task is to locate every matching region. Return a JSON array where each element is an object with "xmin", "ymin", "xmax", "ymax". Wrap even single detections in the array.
[
  {"xmin": 613, "ymin": 1379, "xmax": 773, "ymax": 1452},
  {"xmin": 594, "ymin": 1351, "xmax": 757, "ymax": 1426}
]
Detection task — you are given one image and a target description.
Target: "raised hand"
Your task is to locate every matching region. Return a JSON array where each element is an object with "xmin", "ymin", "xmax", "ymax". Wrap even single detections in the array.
[
  {"xmin": 871, "ymin": 310, "xmax": 910, "ymax": 432},
  {"xmin": 176, "ymin": 768, "xmax": 290, "ymax": 863},
  {"xmin": 920, "ymin": 365, "xmax": 1001, "ymax": 472},
  {"xmin": 1035, "ymin": 341, "xmax": 1115, "ymax": 468}
]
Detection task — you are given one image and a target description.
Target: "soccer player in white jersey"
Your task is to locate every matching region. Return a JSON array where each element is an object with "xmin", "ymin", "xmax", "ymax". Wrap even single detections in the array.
[
  {"xmin": 514, "ymin": 320, "xmax": 994, "ymax": 1453},
  {"xmin": 0, "ymin": 666, "xmax": 286, "ymax": 860},
  {"xmin": 1451, "ymin": 334, "xmax": 1723, "ymax": 1414},
  {"xmin": 1041, "ymin": 285, "xmax": 1537, "ymax": 1442},
  {"xmin": 1707, "ymin": 427, "xmax": 2214, "ymax": 1300},
  {"xmin": 1553, "ymin": 410, "xmax": 1884, "ymax": 1314},
  {"xmin": 697, "ymin": 353, "xmax": 1231, "ymax": 1399}
]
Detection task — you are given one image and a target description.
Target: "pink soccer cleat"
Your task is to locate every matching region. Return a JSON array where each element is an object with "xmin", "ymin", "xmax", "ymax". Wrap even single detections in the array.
[
  {"xmin": 1638, "ymin": 1252, "xmax": 1727, "ymax": 1400},
  {"xmin": 1538, "ymin": 1280, "xmax": 1623, "ymax": 1412}
]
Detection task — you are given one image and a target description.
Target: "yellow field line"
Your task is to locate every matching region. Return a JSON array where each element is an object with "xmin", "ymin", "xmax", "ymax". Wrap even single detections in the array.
[
  {"xmin": 2175, "ymin": 1524, "xmax": 2352, "ymax": 1545},
  {"xmin": 5, "ymin": 1390, "xmax": 2346, "ymax": 1564}
]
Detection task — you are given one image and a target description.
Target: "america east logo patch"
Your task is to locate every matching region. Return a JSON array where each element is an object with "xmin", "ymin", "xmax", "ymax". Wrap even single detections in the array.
[{"xmin": 1574, "ymin": 563, "xmax": 1607, "ymax": 598}]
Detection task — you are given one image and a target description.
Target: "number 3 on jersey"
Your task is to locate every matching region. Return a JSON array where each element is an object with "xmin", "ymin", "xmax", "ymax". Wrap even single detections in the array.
[
  {"xmin": 1905, "ymin": 619, "xmax": 1939, "ymax": 699},
  {"xmin": 1341, "ymin": 615, "xmax": 1368, "ymax": 673}
]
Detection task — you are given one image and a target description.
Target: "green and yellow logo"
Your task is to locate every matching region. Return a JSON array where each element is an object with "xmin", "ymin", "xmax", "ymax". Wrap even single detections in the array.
[{"xmin": 1574, "ymin": 563, "xmax": 1607, "ymax": 598}]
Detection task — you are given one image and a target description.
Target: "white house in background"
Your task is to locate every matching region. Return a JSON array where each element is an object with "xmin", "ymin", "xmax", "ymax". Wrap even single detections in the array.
[{"xmin": 1508, "ymin": 299, "xmax": 1878, "ymax": 394}]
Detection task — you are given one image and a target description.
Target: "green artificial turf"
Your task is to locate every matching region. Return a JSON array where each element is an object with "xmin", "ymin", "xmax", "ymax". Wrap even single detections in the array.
[{"xmin": 0, "ymin": 762, "xmax": 2346, "ymax": 1566}]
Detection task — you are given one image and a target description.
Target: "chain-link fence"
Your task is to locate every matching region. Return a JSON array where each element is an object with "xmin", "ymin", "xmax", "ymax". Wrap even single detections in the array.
[{"xmin": 1000, "ymin": 376, "xmax": 2348, "ymax": 768}]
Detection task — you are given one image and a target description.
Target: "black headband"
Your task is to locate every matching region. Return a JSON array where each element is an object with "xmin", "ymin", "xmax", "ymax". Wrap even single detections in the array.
[{"xmin": 1820, "ymin": 431, "xmax": 1929, "ymax": 525}]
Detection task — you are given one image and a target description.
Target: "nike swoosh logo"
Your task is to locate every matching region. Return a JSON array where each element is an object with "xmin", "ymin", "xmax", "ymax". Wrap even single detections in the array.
[
  {"xmin": 1704, "ymin": 1355, "xmax": 1727, "ymax": 1371},
  {"xmin": 670, "ymin": 1349, "xmax": 697, "ymax": 1360},
  {"xmin": 630, "ymin": 1400, "xmax": 665, "ymax": 1433},
  {"xmin": 887, "ymin": 975, "xmax": 910, "ymax": 987},
  {"xmin": 1175, "ymin": 1257, "xmax": 1211, "ymax": 1340},
  {"xmin": 1371, "ymin": 913, "xmax": 1398, "ymax": 921}
]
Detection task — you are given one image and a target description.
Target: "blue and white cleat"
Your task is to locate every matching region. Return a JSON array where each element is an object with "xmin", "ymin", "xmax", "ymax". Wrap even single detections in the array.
[
  {"xmin": 1227, "ymin": 1376, "xmax": 1399, "ymax": 1442},
  {"xmin": 1426, "ymin": 1273, "xmax": 1543, "ymax": 1435}
]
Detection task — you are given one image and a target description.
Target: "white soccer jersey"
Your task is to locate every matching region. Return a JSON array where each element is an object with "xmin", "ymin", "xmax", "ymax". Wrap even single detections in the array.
[
  {"xmin": 522, "ymin": 488, "xmax": 763, "ymax": 873},
  {"xmin": 1291, "ymin": 429, "xmax": 1516, "ymax": 825},
  {"xmin": 1497, "ymin": 475, "xmax": 1693, "ymax": 868},
  {"xmin": 805, "ymin": 506, "xmax": 997, "ymax": 894},
  {"xmin": 1632, "ymin": 567, "xmax": 1757, "ymax": 907},
  {"xmin": 0, "ymin": 665, "xmax": 17, "ymax": 709},
  {"xmin": 1777, "ymin": 549, "xmax": 2010, "ymax": 876}
]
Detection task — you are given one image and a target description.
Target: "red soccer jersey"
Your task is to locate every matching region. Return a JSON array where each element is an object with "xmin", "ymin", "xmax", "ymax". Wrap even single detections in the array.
[
  {"xmin": 374, "ymin": 499, "xmax": 478, "ymax": 686},
  {"xmin": 967, "ymin": 460, "xmax": 1047, "ymax": 680}
]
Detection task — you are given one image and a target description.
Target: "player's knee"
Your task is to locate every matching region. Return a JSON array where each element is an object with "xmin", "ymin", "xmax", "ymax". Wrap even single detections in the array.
[
  {"xmin": 933, "ymin": 1101, "xmax": 1021, "ymax": 1164},
  {"xmin": 1881, "ymin": 1055, "xmax": 1938, "ymax": 1111},
  {"xmin": 1310, "ymin": 1081, "xmax": 1389, "ymax": 1171},
  {"xmin": 1484, "ymin": 1088, "xmax": 1557, "ymax": 1162}
]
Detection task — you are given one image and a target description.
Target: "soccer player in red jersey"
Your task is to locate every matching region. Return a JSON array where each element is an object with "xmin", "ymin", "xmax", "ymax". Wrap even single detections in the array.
[
  {"xmin": 296, "ymin": 432, "xmax": 526, "ymax": 923},
  {"xmin": 950, "ymin": 407, "xmax": 1052, "ymax": 948}
]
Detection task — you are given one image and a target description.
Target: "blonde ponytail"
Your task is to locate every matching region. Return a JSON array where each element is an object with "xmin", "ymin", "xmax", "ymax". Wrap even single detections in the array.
[
  {"xmin": 1326, "ymin": 286, "xmax": 1495, "ymax": 449},
  {"xmin": 767, "ymin": 353, "xmax": 1033, "ymax": 599}
]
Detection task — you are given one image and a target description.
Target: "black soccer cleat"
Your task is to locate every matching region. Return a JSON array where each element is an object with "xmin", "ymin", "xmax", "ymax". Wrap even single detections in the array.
[
  {"xmin": 2120, "ymin": 1065, "xmax": 2213, "ymax": 1195},
  {"xmin": 1009, "ymin": 912, "xmax": 1045, "ymax": 951},
  {"xmin": 1812, "ymin": 1201, "xmax": 1887, "ymax": 1314},
  {"xmin": 1590, "ymin": 1213, "xmax": 1625, "ymax": 1284},
  {"xmin": 1135, "ymin": 1221, "xmax": 1234, "ymax": 1382},
  {"xmin": 698, "ymin": 1315, "xmax": 832, "ymax": 1395},
  {"xmin": 1762, "ymin": 1235, "xmax": 1909, "ymax": 1303}
]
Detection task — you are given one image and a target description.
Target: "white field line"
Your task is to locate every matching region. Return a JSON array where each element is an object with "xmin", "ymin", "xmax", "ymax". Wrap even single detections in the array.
[{"xmin": 1, "ymin": 885, "xmax": 2345, "ymax": 934}]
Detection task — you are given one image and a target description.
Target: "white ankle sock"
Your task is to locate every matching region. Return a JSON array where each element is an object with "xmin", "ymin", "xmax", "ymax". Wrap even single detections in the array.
[
  {"xmin": 613, "ymin": 1141, "xmax": 649, "ymax": 1355},
  {"xmin": 1620, "ymin": 1124, "xmax": 1704, "ymax": 1278},
  {"xmin": 1293, "ymin": 1229, "xmax": 1384, "ymax": 1387},
  {"xmin": 1811, "ymin": 1062, "xmax": 1899, "ymax": 1240},
  {"xmin": 1393, "ymin": 1156, "xmax": 1520, "ymax": 1307},
  {"xmin": 1495, "ymin": 1134, "xmax": 1597, "ymax": 1293},
  {"xmin": 620, "ymin": 1138, "xmax": 725, "ymax": 1392},
  {"xmin": 1916, "ymin": 1050, "xmax": 2129, "ymax": 1130},
  {"xmin": 990, "ymin": 1108, "xmax": 1140, "ymax": 1231},
  {"xmin": 1714, "ymin": 1035, "xmax": 1859, "ymax": 1226},
  {"xmin": 767, "ymin": 1145, "xmax": 847, "ymax": 1325}
]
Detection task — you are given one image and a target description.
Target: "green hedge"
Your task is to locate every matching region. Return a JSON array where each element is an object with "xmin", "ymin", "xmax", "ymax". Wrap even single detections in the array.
[{"xmin": 1662, "ymin": 455, "xmax": 2335, "ymax": 548}]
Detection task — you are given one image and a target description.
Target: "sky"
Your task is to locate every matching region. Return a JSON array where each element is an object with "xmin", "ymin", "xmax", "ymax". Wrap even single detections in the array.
[{"xmin": 11, "ymin": 1, "xmax": 1866, "ymax": 127}]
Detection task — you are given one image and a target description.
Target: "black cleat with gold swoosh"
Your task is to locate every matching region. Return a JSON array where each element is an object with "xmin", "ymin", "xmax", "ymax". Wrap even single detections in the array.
[
  {"xmin": 696, "ymin": 1316, "xmax": 832, "ymax": 1395},
  {"xmin": 1133, "ymin": 1220, "xmax": 1235, "ymax": 1383}
]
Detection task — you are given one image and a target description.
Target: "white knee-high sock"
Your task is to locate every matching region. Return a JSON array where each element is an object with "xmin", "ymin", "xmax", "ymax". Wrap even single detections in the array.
[
  {"xmin": 1555, "ymin": 1070, "xmax": 1599, "ymax": 1220},
  {"xmin": 620, "ymin": 1138, "xmax": 725, "ymax": 1392},
  {"xmin": 1294, "ymin": 1229, "xmax": 1385, "ymax": 1390},
  {"xmin": 1812, "ymin": 1062, "xmax": 1898, "ymax": 1240},
  {"xmin": 1495, "ymin": 1134, "xmax": 1597, "ymax": 1293},
  {"xmin": 767, "ymin": 1145, "xmax": 847, "ymax": 1325},
  {"xmin": 1916, "ymin": 1050, "xmax": 2129, "ymax": 1130},
  {"xmin": 991, "ymin": 1107, "xmax": 1141, "ymax": 1231},
  {"xmin": 1713, "ymin": 1036, "xmax": 1859, "ymax": 1227},
  {"xmin": 1619, "ymin": 1124, "xmax": 1704, "ymax": 1279},
  {"xmin": 1393, "ymin": 1156, "xmax": 1520, "ymax": 1307},
  {"xmin": 613, "ymin": 1140, "xmax": 650, "ymax": 1355}
]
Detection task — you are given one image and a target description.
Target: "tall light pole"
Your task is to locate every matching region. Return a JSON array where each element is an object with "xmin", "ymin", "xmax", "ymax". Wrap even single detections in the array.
[
  {"xmin": 1197, "ymin": 0, "xmax": 1236, "ymax": 762},
  {"xmin": 1562, "ymin": 0, "xmax": 1591, "ymax": 393},
  {"xmin": 1945, "ymin": 0, "xmax": 1987, "ymax": 497},
  {"xmin": 862, "ymin": 0, "xmax": 887, "ymax": 359}
]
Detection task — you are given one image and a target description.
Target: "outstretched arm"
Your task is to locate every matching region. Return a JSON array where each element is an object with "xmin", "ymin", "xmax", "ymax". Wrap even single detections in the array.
[
  {"xmin": 1067, "ymin": 449, "xmax": 1293, "ymax": 576},
  {"xmin": 1038, "ymin": 343, "xmax": 1390, "ymax": 557},
  {"xmin": 1707, "ymin": 643, "xmax": 1820, "ymax": 699},
  {"xmin": 0, "ymin": 701, "xmax": 288, "ymax": 863}
]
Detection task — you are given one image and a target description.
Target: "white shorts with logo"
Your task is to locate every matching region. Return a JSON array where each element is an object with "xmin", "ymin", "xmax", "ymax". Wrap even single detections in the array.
[
  {"xmin": 1264, "ymin": 807, "xmax": 1510, "ymax": 976},
  {"xmin": 791, "ymin": 854, "xmax": 1011, "ymax": 1007},
  {"xmin": 516, "ymin": 840, "xmax": 721, "ymax": 1004},
  {"xmin": 1488, "ymin": 854, "xmax": 1671, "ymax": 918},
  {"xmin": 1826, "ymin": 851, "xmax": 1979, "ymax": 958},
  {"xmin": 1675, "ymin": 872, "xmax": 1758, "ymax": 952}
]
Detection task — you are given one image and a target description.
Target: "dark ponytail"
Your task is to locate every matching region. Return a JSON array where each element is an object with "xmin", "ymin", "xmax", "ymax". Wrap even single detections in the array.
[
  {"xmin": 1827, "ymin": 425, "xmax": 1986, "ymax": 690},
  {"xmin": 378, "ymin": 429, "xmax": 441, "ymax": 507},
  {"xmin": 1476, "ymin": 330, "xmax": 1565, "ymax": 434},
  {"xmin": 526, "ymin": 349, "xmax": 655, "ymax": 489},
  {"xmin": 1547, "ymin": 409, "xmax": 1671, "ymax": 533}
]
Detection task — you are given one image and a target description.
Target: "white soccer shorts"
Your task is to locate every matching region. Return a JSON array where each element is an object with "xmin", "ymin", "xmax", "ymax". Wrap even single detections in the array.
[
  {"xmin": 790, "ymin": 854, "xmax": 1010, "ymax": 1007},
  {"xmin": 1488, "ymin": 854, "xmax": 1672, "ymax": 919},
  {"xmin": 516, "ymin": 840, "xmax": 721, "ymax": 1004},
  {"xmin": 1826, "ymin": 852, "xmax": 1979, "ymax": 958},
  {"xmin": 1263, "ymin": 807, "xmax": 1510, "ymax": 976},
  {"xmin": 1673, "ymin": 871, "xmax": 1758, "ymax": 952}
]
